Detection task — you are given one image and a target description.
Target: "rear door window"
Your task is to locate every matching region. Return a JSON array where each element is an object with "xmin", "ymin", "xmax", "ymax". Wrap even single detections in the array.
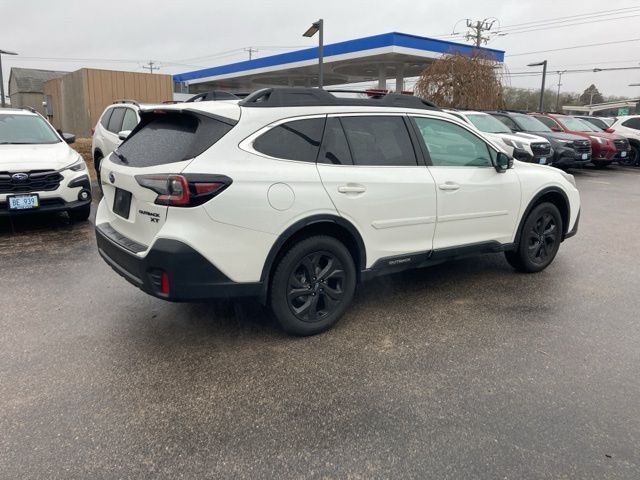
[
  {"xmin": 115, "ymin": 112, "xmax": 235, "ymax": 167},
  {"xmin": 340, "ymin": 116, "xmax": 417, "ymax": 166},
  {"xmin": 107, "ymin": 107, "xmax": 125, "ymax": 133},
  {"xmin": 318, "ymin": 117, "xmax": 353, "ymax": 165},
  {"xmin": 253, "ymin": 118, "xmax": 325, "ymax": 162}
]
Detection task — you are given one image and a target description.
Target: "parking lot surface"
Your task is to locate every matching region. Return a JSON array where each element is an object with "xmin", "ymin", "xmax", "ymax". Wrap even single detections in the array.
[{"xmin": 1, "ymin": 166, "xmax": 639, "ymax": 479}]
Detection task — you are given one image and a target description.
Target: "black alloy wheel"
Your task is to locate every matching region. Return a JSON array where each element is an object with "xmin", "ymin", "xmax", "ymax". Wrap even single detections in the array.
[
  {"xmin": 270, "ymin": 235, "xmax": 356, "ymax": 336},
  {"xmin": 526, "ymin": 212, "xmax": 558, "ymax": 266},
  {"xmin": 505, "ymin": 202, "xmax": 563, "ymax": 273},
  {"xmin": 287, "ymin": 251, "xmax": 345, "ymax": 322}
]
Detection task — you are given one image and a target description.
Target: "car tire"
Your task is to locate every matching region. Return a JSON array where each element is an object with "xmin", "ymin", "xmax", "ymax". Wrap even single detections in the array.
[
  {"xmin": 505, "ymin": 202, "xmax": 563, "ymax": 273},
  {"xmin": 629, "ymin": 145, "xmax": 640, "ymax": 167},
  {"xmin": 269, "ymin": 235, "xmax": 356, "ymax": 336},
  {"xmin": 94, "ymin": 154, "xmax": 103, "ymax": 193},
  {"xmin": 69, "ymin": 204, "xmax": 91, "ymax": 222}
]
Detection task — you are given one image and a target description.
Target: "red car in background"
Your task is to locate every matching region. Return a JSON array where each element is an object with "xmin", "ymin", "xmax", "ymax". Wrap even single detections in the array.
[{"xmin": 530, "ymin": 113, "xmax": 631, "ymax": 167}]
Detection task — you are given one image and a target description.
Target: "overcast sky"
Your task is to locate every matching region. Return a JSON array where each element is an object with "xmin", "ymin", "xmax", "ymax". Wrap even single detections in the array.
[{"xmin": 2, "ymin": 0, "xmax": 640, "ymax": 99}]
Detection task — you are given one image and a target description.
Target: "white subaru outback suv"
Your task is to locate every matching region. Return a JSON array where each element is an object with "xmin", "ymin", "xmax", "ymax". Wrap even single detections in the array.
[
  {"xmin": 95, "ymin": 88, "xmax": 580, "ymax": 335},
  {"xmin": 1, "ymin": 107, "xmax": 91, "ymax": 221}
]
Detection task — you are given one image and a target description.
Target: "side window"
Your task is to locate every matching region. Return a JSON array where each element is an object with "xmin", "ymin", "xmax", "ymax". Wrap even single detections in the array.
[
  {"xmin": 318, "ymin": 117, "xmax": 353, "ymax": 165},
  {"xmin": 622, "ymin": 118, "xmax": 640, "ymax": 130},
  {"xmin": 413, "ymin": 117, "xmax": 493, "ymax": 167},
  {"xmin": 121, "ymin": 108, "xmax": 138, "ymax": 132},
  {"xmin": 107, "ymin": 107, "xmax": 125, "ymax": 134},
  {"xmin": 340, "ymin": 116, "xmax": 417, "ymax": 166},
  {"xmin": 253, "ymin": 118, "xmax": 325, "ymax": 162},
  {"xmin": 100, "ymin": 108, "xmax": 113, "ymax": 129},
  {"xmin": 535, "ymin": 116, "xmax": 560, "ymax": 130},
  {"xmin": 495, "ymin": 115, "xmax": 517, "ymax": 130}
]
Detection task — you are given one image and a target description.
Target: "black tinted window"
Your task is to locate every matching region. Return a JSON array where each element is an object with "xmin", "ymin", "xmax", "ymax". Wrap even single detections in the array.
[
  {"xmin": 100, "ymin": 108, "xmax": 113, "ymax": 128},
  {"xmin": 107, "ymin": 108, "xmax": 125, "ymax": 133},
  {"xmin": 622, "ymin": 118, "xmax": 640, "ymax": 130},
  {"xmin": 318, "ymin": 117, "xmax": 353, "ymax": 165},
  {"xmin": 494, "ymin": 115, "xmax": 517, "ymax": 130},
  {"xmin": 116, "ymin": 112, "xmax": 234, "ymax": 168},
  {"xmin": 254, "ymin": 118, "xmax": 325, "ymax": 162},
  {"xmin": 340, "ymin": 116, "xmax": 417, "ymax": 166},
  {"xmin": 535, "ymin": 116, "xmax": 560, "ymax": 130}
]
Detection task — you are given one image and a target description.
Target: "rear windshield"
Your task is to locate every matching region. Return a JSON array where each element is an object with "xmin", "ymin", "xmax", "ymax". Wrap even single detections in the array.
[{"xmin": 114, "ymin": 111, "xmax": 235, "ymax": 167}]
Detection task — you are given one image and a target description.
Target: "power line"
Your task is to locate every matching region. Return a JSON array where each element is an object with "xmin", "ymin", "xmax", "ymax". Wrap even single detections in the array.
[{"xmin": 507, "ymin": 37, "xmax": 640, "ymax": 57}]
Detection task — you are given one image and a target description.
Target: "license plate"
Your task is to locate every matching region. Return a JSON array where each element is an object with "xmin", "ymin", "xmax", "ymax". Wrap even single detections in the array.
[
  {"xmin": 539, "ymin": 157, "xmax": 547, "ymax": 165},
  {"xmin": 113, "ymin": 188, "xmax": 132, "ymax": 219},
  {"xmin": 621, "ymin": 151, "xmax": 627, "ymax": 158},
  {"xmin": 8, "ymin": 194, "xmax": 39, "ymax": 210},
  {"xmin": 582, "ymin": 153, "xmax": 588, "ymax": 160}
]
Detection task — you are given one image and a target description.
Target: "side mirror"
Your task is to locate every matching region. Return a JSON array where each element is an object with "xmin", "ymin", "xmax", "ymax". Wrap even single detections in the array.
[
  {"xmin": 62, "ymin": 133, "xmax": 75, "ymax": 144},
  {"xmin": 118, "ymin": 130, "xmax": 132, "ymax": 141},
  {"xmin": 550, "ymin": 126, "xmax": 562, "ymax": 132},
  {"xmin": 495, "ymin": 152, "xmax": 513, "ymax": 173}
]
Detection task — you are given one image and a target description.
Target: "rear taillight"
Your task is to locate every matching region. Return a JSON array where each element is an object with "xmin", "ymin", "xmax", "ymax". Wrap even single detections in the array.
[
  {"xmin": 605, "ymin": 128, "xmax": 615, "ymax": 133},
  {"xmin": 160, "ymin": 271, "xmax": 170, "ymax": 295},
  {"xmin": 135, "ymin": 174, "xmax": 232, "ymax": 207}
]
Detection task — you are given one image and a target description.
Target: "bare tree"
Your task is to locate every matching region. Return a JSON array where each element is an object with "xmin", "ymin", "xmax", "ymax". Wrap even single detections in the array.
[{"xmin": 414, "ymin": 51, "xmax": 504, "ymax": 110}]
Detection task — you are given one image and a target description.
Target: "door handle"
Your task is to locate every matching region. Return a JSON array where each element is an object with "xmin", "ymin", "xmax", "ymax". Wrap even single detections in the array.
[
  {"xmin": 337, "ymin": 184, "xmax": 366, "ymax": 194},
  {"xmin": 438, "ymin": 182, "xmax": 460, "ymax": 191}
]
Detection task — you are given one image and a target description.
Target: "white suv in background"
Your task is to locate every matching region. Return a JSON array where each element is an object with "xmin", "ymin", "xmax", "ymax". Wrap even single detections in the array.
[
  {"xmin": 95, "ymin": 88, "xmax": 580, "ymax": 336},
  {"xmin": 608, "ymin": 115, "xmax": 640, "ymax": 165},
  {"xmin": 446, "ymin": 110, "xmax": 554, "ymax": 165},
  {"xmin": 92, "ymin": 101, "xmax": 141, "ymax": 184},
  {"xmin": 0, "ymin": 107, "xmax": 92, "ymax": 221}
]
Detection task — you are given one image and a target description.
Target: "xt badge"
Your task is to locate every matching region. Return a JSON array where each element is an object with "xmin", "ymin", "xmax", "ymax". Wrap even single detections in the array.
[{"xmin": 138, "ymin": 209, "xmax": 160, "ymax": 223}]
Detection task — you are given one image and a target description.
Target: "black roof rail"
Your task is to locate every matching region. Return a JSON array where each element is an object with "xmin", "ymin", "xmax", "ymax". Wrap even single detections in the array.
[
  {"xmin": 238, "ymin": 87, "xmax": 439, "ymax": 110},
  {"xmin": 113, "ymin": 99, "xmax": 140, "ymax": 107},
  {"xmin": 186, "ymin": 90, "xmax": 240, "ymax": 102}
]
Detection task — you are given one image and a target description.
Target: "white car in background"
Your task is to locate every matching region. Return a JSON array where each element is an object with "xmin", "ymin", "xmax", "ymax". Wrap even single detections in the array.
[
  {"xmin": 0, "ymin": 107, "xmax": 92, "ymax": 221},
  {"xmin": 446, "ymin": 110, "xmax": 553, "ymax": 165},
  {"xmin": 92, "ymin": 101, "xmax": 141, "ymax": 186},
  {"xmin": 608, "ymin": 115, "xmax": 640, "ymax": 165}
]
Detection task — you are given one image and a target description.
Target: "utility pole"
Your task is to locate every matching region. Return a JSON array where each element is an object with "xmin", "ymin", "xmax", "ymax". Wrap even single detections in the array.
[
  {"xmin": 465, "ymin": 19, "xmax": 495, "ymax": 47},
  {"xmin": 555, "ymin": 70, "xmax": 566, "ymax": 112},
  {"xmin": 142, "ymin": 61, "xmax": 159, "ymax": 74},
  {"xmin": 244, "ymin": 47, "xmax": 258, "ymax": 60}
]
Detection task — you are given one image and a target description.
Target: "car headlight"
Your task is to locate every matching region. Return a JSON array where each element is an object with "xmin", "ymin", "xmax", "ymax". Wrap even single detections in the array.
[
  {"xmin": 503, "ymin": 138, "xmax": 525, "ymax": 150},
  {"xmin": 589, "ymin": 136, "xmax": 606, "ymax": 144},
  {"xmin": 64, "ymin": 158, "xmax": 87, "ymax": 172},
  {"xmin": 556, "ymin": 139, "xmax": 573, "ymax": 147},
  {"xmin": 560, "ymin": 171, "xmax": 577, "ymax": 188}
]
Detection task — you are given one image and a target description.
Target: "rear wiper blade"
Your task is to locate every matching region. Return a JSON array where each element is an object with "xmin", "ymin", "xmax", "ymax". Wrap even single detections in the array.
[{"xmin": 114, "ymin": 151, "xmax": 129, "ymax": 164}]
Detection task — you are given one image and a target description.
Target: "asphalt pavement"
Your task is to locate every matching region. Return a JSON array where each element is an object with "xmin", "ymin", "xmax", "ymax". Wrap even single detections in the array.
[{"xmin": 1, "ymin": 166, "xmax": 639, "ymax": 479}]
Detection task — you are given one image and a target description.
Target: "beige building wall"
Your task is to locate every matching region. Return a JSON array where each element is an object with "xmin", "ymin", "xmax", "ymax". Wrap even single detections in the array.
[
  {"xmin": 8, "ymin": 92, "xmax": 46, "ymax": 114},
  {"xmin": 43, "ymin": 69, "xmax": 173, "ymax": 137}
]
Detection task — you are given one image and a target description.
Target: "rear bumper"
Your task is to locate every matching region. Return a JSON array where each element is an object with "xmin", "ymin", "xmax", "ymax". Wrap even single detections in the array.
[{"xmin": 95, "ymin": 222, "xmax": 262, "ymax": 301}]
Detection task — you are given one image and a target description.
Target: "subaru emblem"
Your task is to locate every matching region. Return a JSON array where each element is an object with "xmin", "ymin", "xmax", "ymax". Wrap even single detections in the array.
[
  {"xmin": 11, "ymin": 173, "xmax": 28, "ymax": 182},
  {"xmin": 108, "ymin": 172, "xmax": 115, "ymax": 184}
]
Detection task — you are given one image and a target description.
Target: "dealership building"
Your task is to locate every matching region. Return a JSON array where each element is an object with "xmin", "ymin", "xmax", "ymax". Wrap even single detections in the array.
[{"xmin": 173, "ymin": 32, "xmax": 505, "ymax": 93}]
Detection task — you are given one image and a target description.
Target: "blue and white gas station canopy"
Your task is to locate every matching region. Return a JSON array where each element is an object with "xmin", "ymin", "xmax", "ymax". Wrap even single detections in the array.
[{"xmin": 174, "ymin": 32, "xmax": 504, "ymax": 92}]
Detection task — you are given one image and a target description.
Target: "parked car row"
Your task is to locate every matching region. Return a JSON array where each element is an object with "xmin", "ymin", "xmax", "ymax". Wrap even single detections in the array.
[{"xmin": 446, "ymin": 109, "xmax": 638, "ymax": 170}]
